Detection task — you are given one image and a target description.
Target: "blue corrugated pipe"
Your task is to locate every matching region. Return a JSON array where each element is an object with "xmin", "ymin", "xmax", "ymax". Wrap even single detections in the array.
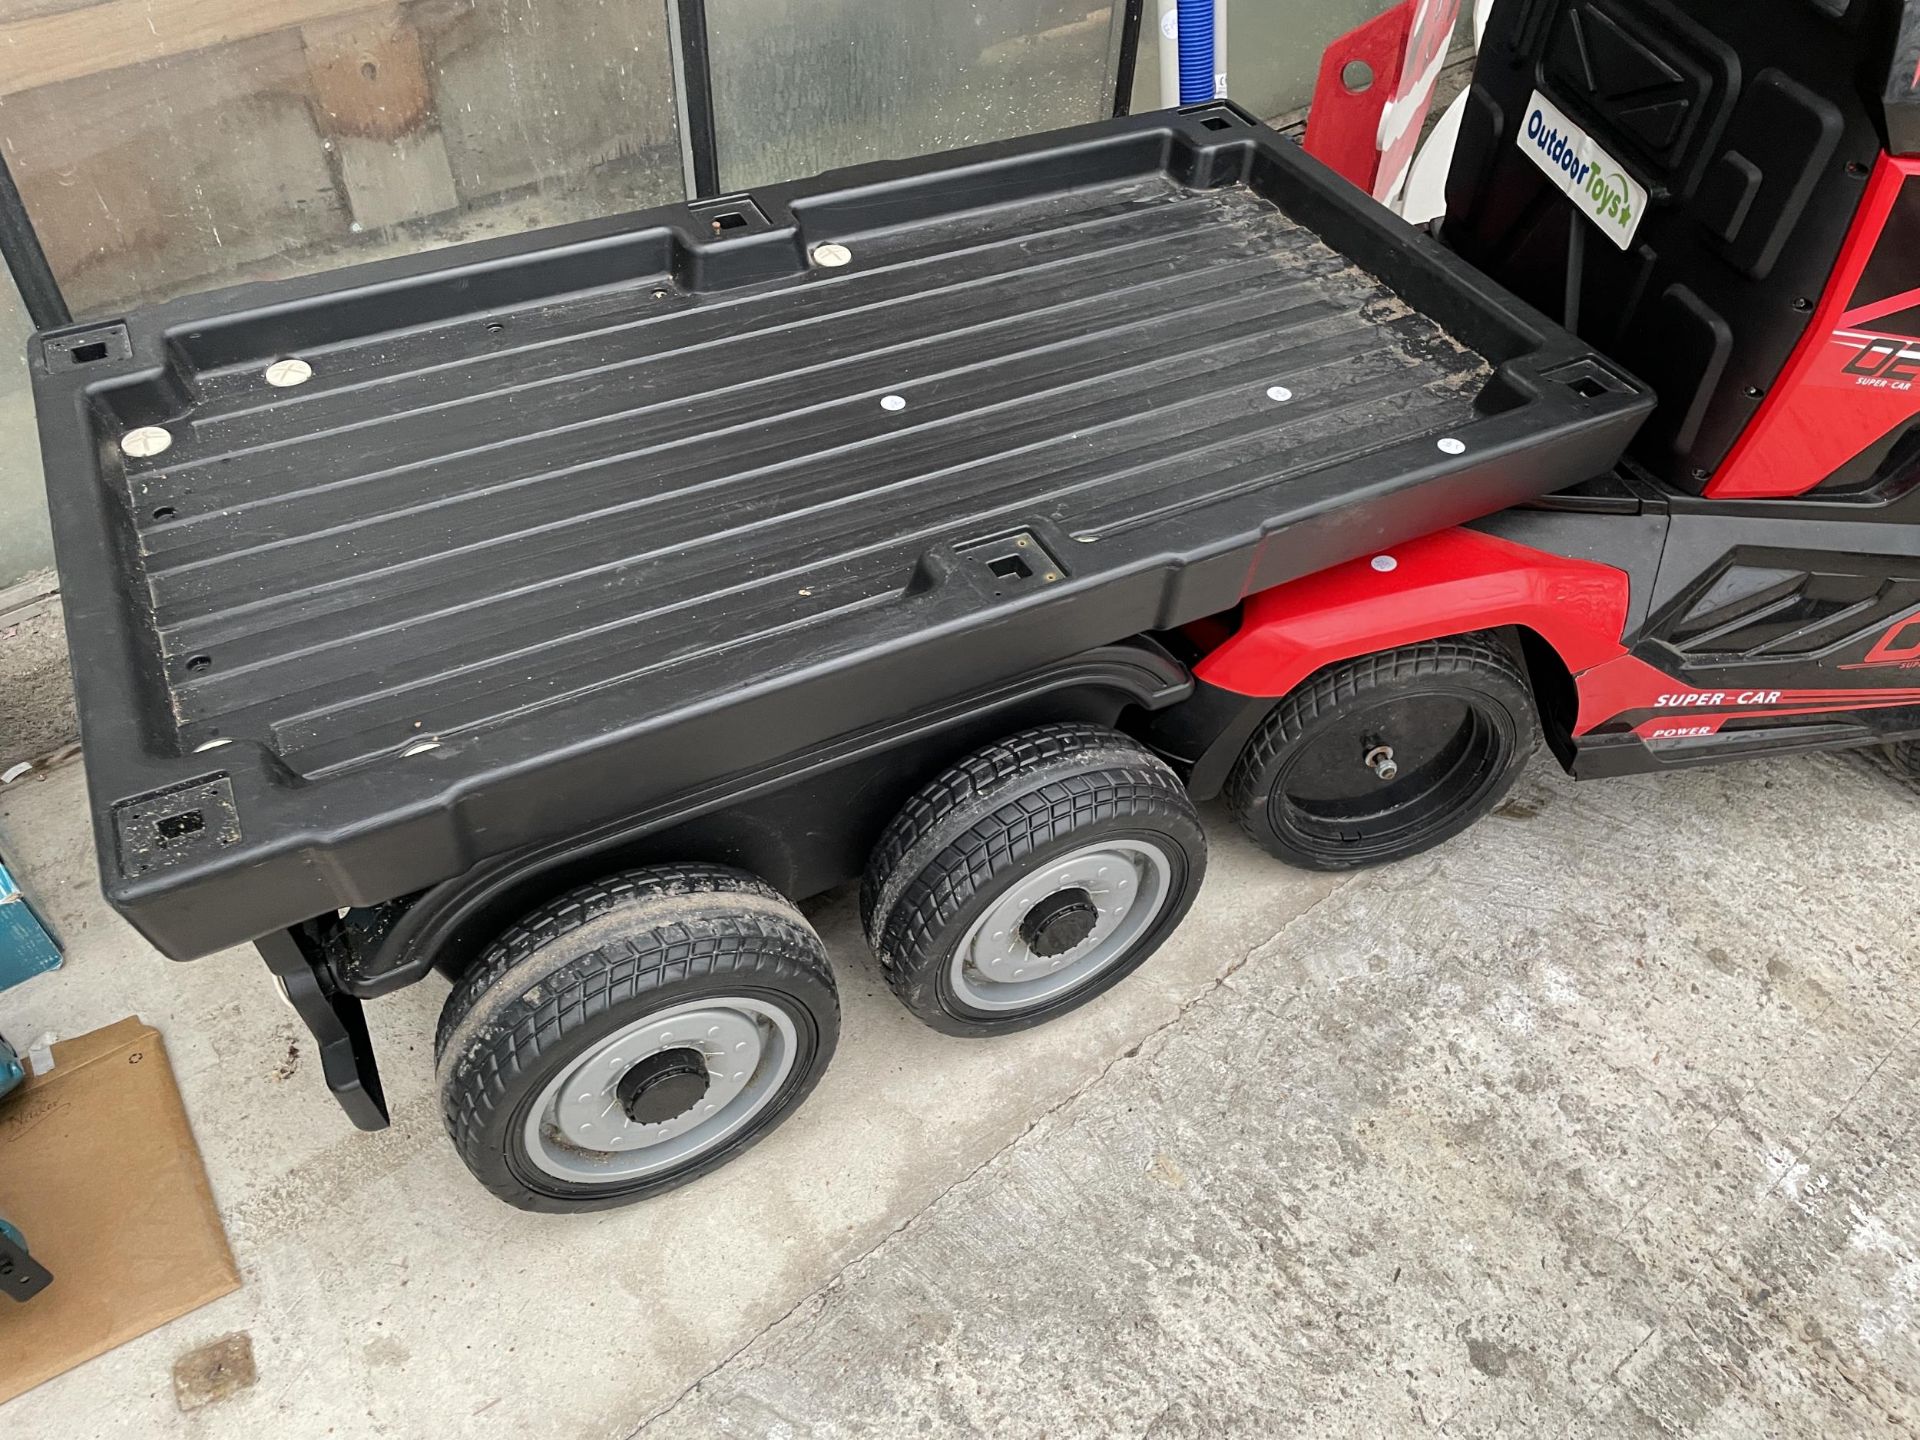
[{"xmin": 1176, "ymin": 0, "xmax": 1215, "ymax": 103}]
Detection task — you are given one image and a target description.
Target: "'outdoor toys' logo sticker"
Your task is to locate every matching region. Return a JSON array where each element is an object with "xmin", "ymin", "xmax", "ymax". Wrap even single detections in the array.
[{"xmin": 1516, "ymin": 90, "xmax": 1647, "ymax": 250}]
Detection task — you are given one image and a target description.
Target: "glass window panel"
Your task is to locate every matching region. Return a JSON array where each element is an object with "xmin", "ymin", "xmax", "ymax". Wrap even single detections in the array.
[
  {"xmin": 707, "ymin": 0, "xmax": 1123, "ymax": 193},
  {"xmin": 1130, "ymin": 1, "xmax": 1395, "ymax": 120},
  {"xmin": 0, "ymin": 261, "xmax": 48, "ymax": 586},
  {"xmin": 0, "ymin": 0, "xmax": 684, "ymax": 317}
]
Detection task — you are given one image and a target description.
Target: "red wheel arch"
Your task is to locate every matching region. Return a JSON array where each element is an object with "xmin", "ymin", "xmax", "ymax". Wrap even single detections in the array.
[
  {"xmin": 1196, "ymin": 528, "xmax": 1920, "ymax": 747},
  {"xmin": 1195, "ymin": 528, "xmax": 1633, "ymax": 710}
]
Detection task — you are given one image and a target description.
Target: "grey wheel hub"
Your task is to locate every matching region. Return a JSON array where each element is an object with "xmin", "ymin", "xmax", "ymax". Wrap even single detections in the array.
[
  {"xmin": 950, "ymin": 839, "xmax": 1173, "ymax": 1012},
  {"xmin": 524, "ymin": 997, "xmax": 797, "ymax": 1184}
]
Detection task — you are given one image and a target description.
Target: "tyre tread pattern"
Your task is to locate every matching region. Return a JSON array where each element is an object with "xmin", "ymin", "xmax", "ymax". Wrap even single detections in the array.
[
  {"xmin": 1224, "ymin": 632, "xmax": 1532, "ymax": 865},
  {"xmin": 435, "ymin": 863, "xmax": 836, "ymax": 1209},
  {"xmin": 862, "ymin": 724, "xmax": 1201, "ymax": 1035}
]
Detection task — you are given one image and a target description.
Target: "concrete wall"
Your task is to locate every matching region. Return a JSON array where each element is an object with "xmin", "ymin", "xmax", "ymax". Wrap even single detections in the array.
[
  {"xmin": 0, "ymin": 0, "xmax": 685, "ymax": 319},
  {"xmin": 0, "ymin": 574, "xmax": 72, "ymax": 773},
  {"xmin": 0, "ymin": 271, "xmax": 49, "ymax": 588},
  {"xmin": 0, "ymin": 265, "xmax": 62, "ymax": 772}
]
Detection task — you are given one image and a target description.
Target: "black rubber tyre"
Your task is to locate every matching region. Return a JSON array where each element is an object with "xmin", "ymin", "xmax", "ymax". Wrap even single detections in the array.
[
  {"xmin": 435, "ymin": 864, "xmax": 838, "ymax": 1213},
  {"xmin": 861, "ymin": 723, "xmax": 1207, "ymax": 1037},
  {"xmin": 1893, "ymin": 739, "xmax": 1920, "ymax": 781},
  {"xmin": 1226, "ymin": 633, "xmax": 1537, "ymax": 871}
]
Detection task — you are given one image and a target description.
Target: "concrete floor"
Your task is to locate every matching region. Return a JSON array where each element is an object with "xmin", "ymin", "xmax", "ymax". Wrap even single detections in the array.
[{"xmin": 1, "ymin": 747, "xmax": 1916, "ymax": 1437}]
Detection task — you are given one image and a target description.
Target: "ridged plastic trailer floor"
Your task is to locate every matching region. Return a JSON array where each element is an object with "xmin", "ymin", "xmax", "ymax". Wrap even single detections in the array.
[
  {"xmin": 146, "ymin": 180, "xmax": 1485, "ymax": 778},
  {"xmin": 32, "ymin": 105, "xmax": 1647, "ymax": 957}
]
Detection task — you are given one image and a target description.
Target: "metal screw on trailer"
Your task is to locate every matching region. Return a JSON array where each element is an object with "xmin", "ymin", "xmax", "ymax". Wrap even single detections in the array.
[
  {"xmin": 264, "ymin": 357, "xmax": 313, "ymax": 388},
  {"xmin": 119, "ymin": 426, "xmax": 172, "ymax": 458},
  {"xmin": 810, "ymin": 243, "xmax": 852, "ymax": 268}
]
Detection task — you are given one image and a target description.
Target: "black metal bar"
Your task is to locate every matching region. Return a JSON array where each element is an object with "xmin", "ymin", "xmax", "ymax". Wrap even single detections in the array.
[
  {"xmin": 257, "ymin": 926, "xmax": 390, "ymax": 1132},
  {"xmin": 1113, "ymin": 0, "xmax": 1145, "ymax": 118},
  {"xmin": 676, "ymin": 0, "xmax": 722, "ymax": 198},
  {"xmin": 0, "ymin": 148, "xmax": 68, "ymax": 330},
  {"xmin": 1564, "ymin": 213, "xmax": 1586, "ymax": 337}
]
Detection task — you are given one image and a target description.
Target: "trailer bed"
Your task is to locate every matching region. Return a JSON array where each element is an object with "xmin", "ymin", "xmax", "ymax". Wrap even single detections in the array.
[
  {"xmin": 33, "ymin": 105, "xmax": 1649, "ymax": 959},
  {"xmin": 151, "ymin": 181, "xmax": 1481, "ymax": 778}
]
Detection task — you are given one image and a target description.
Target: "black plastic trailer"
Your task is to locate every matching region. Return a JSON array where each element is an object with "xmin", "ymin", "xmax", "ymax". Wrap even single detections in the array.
[{"xmin": 31, "ymin": 103, "xmax": 1647, "ymax": 1209}]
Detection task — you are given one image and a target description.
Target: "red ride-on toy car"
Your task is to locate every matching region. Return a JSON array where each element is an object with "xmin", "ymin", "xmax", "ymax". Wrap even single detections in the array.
[
  {"xmin": 28, "ymin": 0, "xmax": 1920, "ymax": 1210},
  {"xmin": 1190, "ymin": 0, "xmax": 1920, "ymax": 856}
]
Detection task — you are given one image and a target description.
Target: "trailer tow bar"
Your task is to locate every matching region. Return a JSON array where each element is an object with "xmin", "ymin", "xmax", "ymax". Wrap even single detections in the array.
[{"xmin": 257, "ymin": 928, "xmax": 390, "ymax": 1131}]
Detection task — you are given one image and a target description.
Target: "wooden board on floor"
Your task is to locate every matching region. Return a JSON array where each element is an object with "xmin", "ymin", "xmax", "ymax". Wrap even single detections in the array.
[{"xmin": 0, "ymin": 1017, "xmax": 238, "ymax": 1404}]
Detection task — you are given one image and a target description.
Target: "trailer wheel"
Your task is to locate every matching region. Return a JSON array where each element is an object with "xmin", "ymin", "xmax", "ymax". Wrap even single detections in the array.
[
  {"xmin": 862, "ymin": 724, "xmax": 1206, "ymax": 1036},
  {"xmin": 434, "ymin": 864, "xmax": 837, "ymax": 1212},
  {"xmin": 1226, "ymin": 633, "xmax": 1536, "ymax": 871}
]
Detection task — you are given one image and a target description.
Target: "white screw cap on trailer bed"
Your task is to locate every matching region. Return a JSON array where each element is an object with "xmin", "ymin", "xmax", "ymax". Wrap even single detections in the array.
[
  {"xmin": 810, "ymin": 243, "xmax": 852, "ymax": 267},
  {"xmin": 264, "ymin": 357, "xmax": 313, "ymax": 388},
  {"xmin": 120, "ymin": 426, "xmax": 172, "ymax": 458}
]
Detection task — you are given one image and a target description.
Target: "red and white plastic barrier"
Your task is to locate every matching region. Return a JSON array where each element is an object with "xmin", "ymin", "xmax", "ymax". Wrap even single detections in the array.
[{"xmin": 1303, "ymin": 0, "xmax": 1462, "ymax": 208}]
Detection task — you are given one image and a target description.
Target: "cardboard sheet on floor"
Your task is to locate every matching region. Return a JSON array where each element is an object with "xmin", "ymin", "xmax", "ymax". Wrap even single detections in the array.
[{"xmin": 0, "ymin": 1016, "xmax": 238, "ymax": 1402}]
